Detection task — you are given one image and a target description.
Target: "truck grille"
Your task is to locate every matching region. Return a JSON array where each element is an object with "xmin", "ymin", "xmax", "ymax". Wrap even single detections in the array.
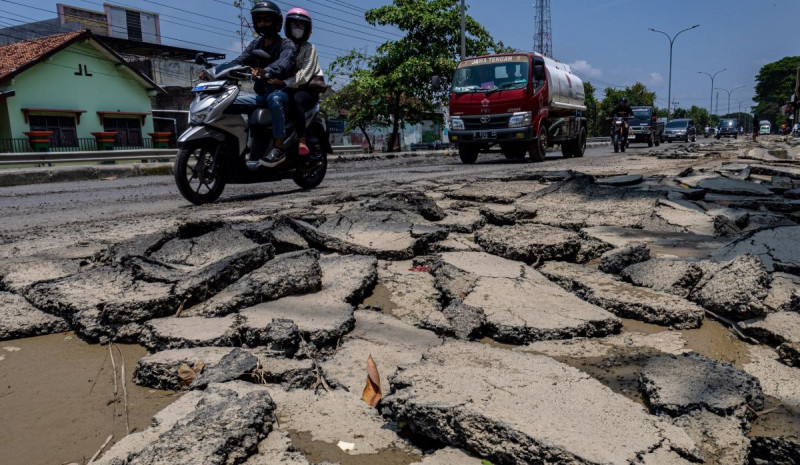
[{"xmin": 462, "ymin": 114, "xmax": 512, "ymax": 130}]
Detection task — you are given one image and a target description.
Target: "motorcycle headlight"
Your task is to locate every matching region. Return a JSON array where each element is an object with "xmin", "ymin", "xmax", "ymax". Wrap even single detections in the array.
[
  {"xmin": 450, "ymin": 118, "xmax": 464, "ymax": 131},
  {"xmin": 190, "ymin": 110, "xmax": 209, "ymax": 124},
  {"xmin": 190, "ymin": 88, "xmax": 235, "ymax": 124},
  {"xmin": 508, "ymin": 111, "xmax": 532, "ymax": 128}
]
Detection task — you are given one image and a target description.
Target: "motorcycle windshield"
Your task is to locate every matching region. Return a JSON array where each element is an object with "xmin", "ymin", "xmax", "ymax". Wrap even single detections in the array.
[{"xmin": 452, "ymin": 55, "xmax": 529, "ymax": 94}]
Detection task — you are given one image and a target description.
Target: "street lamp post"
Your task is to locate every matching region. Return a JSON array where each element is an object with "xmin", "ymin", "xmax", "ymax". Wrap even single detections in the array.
[
  {"xmin": 697, "ymin": 68, "xmax": 725, "ymax": 116},
  {"xmin": 715, "ymin": 85, "xmax": 746, "ymax": 116},
  {"xmin": 460, "ymin": 0, "xmax": 466, "ymax": 59},
  {"xmin": 649, "ymin": 24, "xmax": 700, "ymax": 122}
]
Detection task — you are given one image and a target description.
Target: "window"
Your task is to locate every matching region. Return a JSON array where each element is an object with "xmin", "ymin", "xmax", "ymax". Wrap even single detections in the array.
[
  {"xmin": 29, "ymin": 115, "xmax": 78, "ymax": 147},
  {"xmin": 104, "ymin": 117, "xmax": 143, "ymax": 147}
]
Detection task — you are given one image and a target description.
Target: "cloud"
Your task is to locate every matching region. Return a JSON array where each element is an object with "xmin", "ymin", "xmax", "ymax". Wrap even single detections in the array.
[
  {"xmin": 648, "ymin": 72, "xmax": 664, "ymax": 85},
  {"xmin": 568, "ymin": 60, "xmax": 603, "ymax": 78}
]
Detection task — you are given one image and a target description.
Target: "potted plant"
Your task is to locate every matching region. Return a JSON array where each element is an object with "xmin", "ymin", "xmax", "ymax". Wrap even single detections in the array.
[
  {"xmin": 91, "ymin": 131, "xmax": 117, "ymax": 151},
  {"xmin": 23, "ymin": 130, "xmax": 53, "ymax": 152}
]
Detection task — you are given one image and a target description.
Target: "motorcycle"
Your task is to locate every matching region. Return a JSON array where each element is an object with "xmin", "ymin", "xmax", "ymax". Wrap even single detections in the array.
[
  {"xmin": 608, "ymin": 116, "xmax": 630, "ymax": 153},
  {"xmin": 174, "ymin": 51, "xmax": 330, "ymax": 205},
  {"xmin": 704, "ymin": 126, "xmax": 711, "ymax": 138}
]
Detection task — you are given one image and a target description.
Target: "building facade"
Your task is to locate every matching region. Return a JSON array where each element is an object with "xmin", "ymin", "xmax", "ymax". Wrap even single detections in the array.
[{"xmin": 0, "ymin": 30, "xmax": 163, "ymax": 151}]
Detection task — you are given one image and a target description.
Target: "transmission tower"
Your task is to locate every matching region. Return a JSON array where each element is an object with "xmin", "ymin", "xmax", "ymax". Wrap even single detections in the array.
[{"xmin": 533, "ymin": 0, "xmax": 552, "ymax": 58}]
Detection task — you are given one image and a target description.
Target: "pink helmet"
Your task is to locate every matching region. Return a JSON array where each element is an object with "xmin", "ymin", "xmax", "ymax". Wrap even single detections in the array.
[{"xmin": 285, "ymin": 7, "xmax": 312, "ymax": 42}]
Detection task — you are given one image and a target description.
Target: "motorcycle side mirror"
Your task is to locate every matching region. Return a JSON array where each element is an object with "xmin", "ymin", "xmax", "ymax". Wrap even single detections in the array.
[
  {"xmin": 534, "ymin": 64, "xmax": 545, "ymax": 81},
  {"xmin": 195, "ymin": 53, "xmax": 212, "ymax": 69},
  {"xmin": 431, "ymin": 76, "xmax": 441, "ymax": 91},
  {"xmin": 252, "ymin": 49, "xmax": 271, "ymax": 61}
]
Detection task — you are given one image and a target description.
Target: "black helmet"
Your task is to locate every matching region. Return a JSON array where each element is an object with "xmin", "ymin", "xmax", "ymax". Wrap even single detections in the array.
[
  {"xmin": 285, "ymin": 7, "xmax": 312, "ymax": 42},
  {"xmin": 251, "ymin": 1, "xmax": 282, "ymax": 36},
  {"xmin": 620, "ymin": 97, "xmax": 628, "ymax": 105}
]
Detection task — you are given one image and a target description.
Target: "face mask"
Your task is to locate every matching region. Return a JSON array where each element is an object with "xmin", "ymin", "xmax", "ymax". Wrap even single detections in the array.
[{"xmin": 291, "ymin": 26, "xmax": 305, "ymax": 39}]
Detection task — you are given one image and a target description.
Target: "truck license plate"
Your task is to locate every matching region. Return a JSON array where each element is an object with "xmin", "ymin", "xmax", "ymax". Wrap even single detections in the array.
[
  {"xmin": 474, "ymin": 130, "xmax": 497, "ymax": 140},
  {"xmin": 628, "ymin": 135, "xmax": 636, "ymax": 139}
]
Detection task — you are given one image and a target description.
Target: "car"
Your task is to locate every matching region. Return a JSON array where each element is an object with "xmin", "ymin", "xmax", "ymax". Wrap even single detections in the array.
[
  {"xmin": 662, "ymin": 118, "xmax": 697, "ymax": 143},
  {"xmin": 716, "ymin": 118, "xmax": 738, "ymax": 139},
  {"xmin": 627, "ymin": 106, "xmax": 664, "ymax": 147}
]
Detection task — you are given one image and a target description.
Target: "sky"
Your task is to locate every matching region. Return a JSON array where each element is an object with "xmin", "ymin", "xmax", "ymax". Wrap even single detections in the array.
[{"xmin": 2, "ymin": 0, "xmax": 799, "ymax": 114}]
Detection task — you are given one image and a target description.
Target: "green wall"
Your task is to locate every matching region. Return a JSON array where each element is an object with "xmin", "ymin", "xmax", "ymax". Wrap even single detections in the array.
[{"xmin": 0, "ymin": 39, "xmax": 156, "ymax": 140}]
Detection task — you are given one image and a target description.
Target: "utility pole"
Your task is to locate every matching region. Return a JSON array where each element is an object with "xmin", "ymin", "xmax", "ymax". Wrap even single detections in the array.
[
  {"xmin": 649, "ymin": 25, "xmax": 699, "ymax": 122},
  {"xmin": 460, "ymin": 0, "xmax": 466, "ymax": 59}
]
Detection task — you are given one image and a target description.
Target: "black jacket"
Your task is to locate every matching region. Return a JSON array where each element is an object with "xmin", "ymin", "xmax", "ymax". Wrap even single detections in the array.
[
  {"xmin": 610, "ymin": 103, "xmax": 634, "ymax": 118},
  {"xmin": 233, "ymin": 35, "xmax": 297, "ymax": 94}
]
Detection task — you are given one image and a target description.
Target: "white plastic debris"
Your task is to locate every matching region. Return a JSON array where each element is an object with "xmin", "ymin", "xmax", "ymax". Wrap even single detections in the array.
[
  {"xmin": 3, "ymin": 347, "xmax": 21, "ymax": 352},
  {"xmin": 336, "ymin": 441, "xmax": 355, "ymax": 452}
]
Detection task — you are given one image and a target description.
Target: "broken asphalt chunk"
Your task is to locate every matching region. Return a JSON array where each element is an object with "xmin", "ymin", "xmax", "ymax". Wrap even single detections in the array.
[
  {"xmin": 382, "ymin": 342, "xmax": 702, "ymax": 464},
  {"xmin": 540, "ymin": 261, "xmax": 705, "ymax": 329},
  {"xmin": 639, "ymin": 352, "xmax": 764, "ymax": 418},
  {"xmin": 0, "ymin": 291, "xmax": 68, "ymax": 340},
  {"xmin": 432, "ymin": 252, "xmax": 621, "ymax": 343},
  {"xmin": 474, "ymin": 223, "xmax": 582, "ymax": 265}
]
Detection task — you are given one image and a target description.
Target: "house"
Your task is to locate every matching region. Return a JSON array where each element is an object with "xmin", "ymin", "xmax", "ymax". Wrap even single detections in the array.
[{"xmin": 0, "ymin": 29, "xmax": 164, "ymax": 151}]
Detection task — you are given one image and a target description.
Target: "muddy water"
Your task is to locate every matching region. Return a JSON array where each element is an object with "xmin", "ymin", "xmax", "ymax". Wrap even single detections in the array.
[
  {"xmin": 289, "ymin": 430, "xmax": 423, "ymax": 465},
  {"xmin": 0, "ymin": 333, "xmax": 178, "ymax": 465}
]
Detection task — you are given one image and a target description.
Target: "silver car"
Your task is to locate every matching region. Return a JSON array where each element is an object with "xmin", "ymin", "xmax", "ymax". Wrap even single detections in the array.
[{"xmin": 662, "ymin": 118, "xmax": 696, "ymax": 143}]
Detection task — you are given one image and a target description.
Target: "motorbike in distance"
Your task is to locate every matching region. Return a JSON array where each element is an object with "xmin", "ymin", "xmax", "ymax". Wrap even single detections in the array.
[
  {"xmin": 173, "ymin": 51, "xmax": 330, "ymax": 205},
  {"xmin": 608, "ymin": 116, "xmax": 632, "ymax": 153}
]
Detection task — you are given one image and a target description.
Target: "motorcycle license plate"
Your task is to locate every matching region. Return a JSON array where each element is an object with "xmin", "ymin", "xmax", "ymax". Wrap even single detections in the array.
[{"xmin": 474, "ymin": 130, "xmax": 497, "ymax": 140}]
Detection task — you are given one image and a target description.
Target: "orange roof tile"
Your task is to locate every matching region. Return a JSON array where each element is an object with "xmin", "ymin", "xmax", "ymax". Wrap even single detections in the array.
[{"xmin": 0, "ymin": 31, "xmax": 85, "ymax": 81}]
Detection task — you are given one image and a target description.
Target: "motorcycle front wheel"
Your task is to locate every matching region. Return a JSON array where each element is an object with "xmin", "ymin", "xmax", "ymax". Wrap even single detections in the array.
[
  {"xmin": 613, "ymin": 134, "xmax": 619, "ymax": 153},
  {"xmin": 174, "ymin": 141, "xmax": 226, "ymax": 205}
]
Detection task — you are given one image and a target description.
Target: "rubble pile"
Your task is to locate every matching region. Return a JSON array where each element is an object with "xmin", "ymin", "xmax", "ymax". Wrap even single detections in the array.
[{"xmin": 2, "ymin": 139, "xmax": 800, "ymax": 464}]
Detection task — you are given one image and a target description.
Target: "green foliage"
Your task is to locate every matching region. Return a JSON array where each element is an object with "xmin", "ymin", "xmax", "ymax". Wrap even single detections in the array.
[
  {"xmin": 324, "ymin": 0, "xmax": 509, "ymax": 151},
  {"xmin": 481, "ymin": 460, "xmax": 494, "ymax": 465},
  {"xmin": 583, "ymin": 81, "xmax": 601, "ymax": 136},
  {"xmin": 753, "ymin": 56, "xmax": 800, "ymax": 126}
]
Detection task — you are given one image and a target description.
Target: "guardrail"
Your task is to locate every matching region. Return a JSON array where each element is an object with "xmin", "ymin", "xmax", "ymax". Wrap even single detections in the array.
[
  {"xmin": 331, "ymin": 145, "xmax": 365, "ymax": 154},
  {"xmin": 0, "ymin": 149, "xmax": 177, "ymax": 165}
]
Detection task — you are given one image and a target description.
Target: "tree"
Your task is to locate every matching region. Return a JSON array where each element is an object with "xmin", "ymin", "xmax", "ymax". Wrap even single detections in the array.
[
  {"xmin": 598, "ymin": 82, "xmax": 657, "ymax": 134},
  {"xmin": 753, "ymin": 56, "xmax": 800, "ymax": 127},
  {"xmin": 583, "ymin": 82, "xmax": 600, "ymax": 136},
  {"xmin": 326, "ymin": 0, "xmax": 511, "ymax": 151}
]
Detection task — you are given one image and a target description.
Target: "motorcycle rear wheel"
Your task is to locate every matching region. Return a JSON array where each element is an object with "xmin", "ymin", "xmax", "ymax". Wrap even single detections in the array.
[{"xmin": 174, "ymin": 141, "xmax": 226, "ymax": 205}]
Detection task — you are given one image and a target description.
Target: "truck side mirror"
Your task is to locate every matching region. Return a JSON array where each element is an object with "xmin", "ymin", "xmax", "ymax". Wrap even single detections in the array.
[
  {"xmin": 431, "ymin": 75, "xmax": 441, "ymax": 91},
  {"xmin": 534, "ymin": 64, "xmax": 545, "ymax": 81}
]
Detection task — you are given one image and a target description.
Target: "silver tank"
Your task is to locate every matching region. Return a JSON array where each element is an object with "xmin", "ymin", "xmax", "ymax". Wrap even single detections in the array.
[{"xmin": 541, "ymin": 55, "xmax": 586, "ymax": 116}]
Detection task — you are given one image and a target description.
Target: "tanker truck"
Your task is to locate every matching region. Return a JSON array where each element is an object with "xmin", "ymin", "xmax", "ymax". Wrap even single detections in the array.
[{"xmin": 443, "ymin": 53, "xmax": 587, "ymax": 164}]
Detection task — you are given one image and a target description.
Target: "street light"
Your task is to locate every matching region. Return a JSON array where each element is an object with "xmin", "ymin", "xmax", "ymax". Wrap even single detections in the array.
[
  {"xmin": 649, "ymin": 24, "xmax": 700, "ymax": 122},
  {"xmin": 715, "ymin": 85, "xmax": 746, "ymax": 116},
  {"xmin": 697, "ymin": 68, "xmax": 725, "ymax": 115},
  {"xmin": 460, "ymin": 0, "xmax": 466, "ymax": 59}
]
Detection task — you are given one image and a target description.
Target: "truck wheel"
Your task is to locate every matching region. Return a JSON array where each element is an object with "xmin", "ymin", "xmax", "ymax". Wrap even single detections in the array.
[
  {"xmin": 560, "ymin": 142, "xmax": 574, "ymax": 158},
  {"xmin": 528, "ymin": 130, "xmax": 547, "ymax": 162},
  {"xmin": 458, "ymin": 144, "xmax": 479, "ymax": 164},
  {"xmin": 572, "ymin": 127, "xmax": 586, "ymax": 158},
  {"xmin": 500, "ymin": 142, "xmax": 527, "ymax": 160},
  {"xmin": 648, "ymin": 132, "xmax": 654, "ymax": 147}
]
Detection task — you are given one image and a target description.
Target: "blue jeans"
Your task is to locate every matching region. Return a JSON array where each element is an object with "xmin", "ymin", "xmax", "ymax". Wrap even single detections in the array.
[{"xmin": 261, "ymin": 91, "xmax": 288, "ymax": 140}]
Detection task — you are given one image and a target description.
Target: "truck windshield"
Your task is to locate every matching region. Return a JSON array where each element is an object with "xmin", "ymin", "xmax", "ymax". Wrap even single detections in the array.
[
  {"xmin": 632, "ymin": 108, "xmax": 651, "ymax": 118},
  {"xmin": 452, "ymin": 61, "xmax": 529, "ymax": 94}
]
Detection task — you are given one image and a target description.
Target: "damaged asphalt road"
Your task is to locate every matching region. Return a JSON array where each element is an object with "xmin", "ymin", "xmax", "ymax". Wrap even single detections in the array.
[{"xmin": 2, "ymin": 139, "xmax": 800, "ymax": 464}]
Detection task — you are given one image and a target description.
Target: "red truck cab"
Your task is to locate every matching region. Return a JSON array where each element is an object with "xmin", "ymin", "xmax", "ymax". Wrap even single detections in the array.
[{"xmin": 447, "ymin": 52, "xmax": 587, "ymax": 164}]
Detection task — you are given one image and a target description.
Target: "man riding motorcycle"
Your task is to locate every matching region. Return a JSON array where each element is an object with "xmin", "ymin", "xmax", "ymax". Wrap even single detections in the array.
[
  {"xmin": 231, "ymin": 1, "xmax": 298, "ymax": 166},
  {"xmin": 608, "ymin": 97, "xmax": 634, "ymax": 148}
]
